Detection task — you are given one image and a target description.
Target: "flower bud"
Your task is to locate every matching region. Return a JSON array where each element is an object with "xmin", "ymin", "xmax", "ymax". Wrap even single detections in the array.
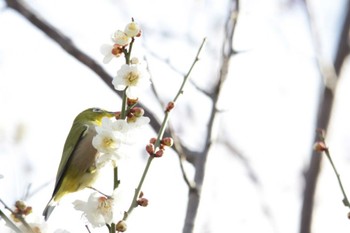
[
  {"xmin": 313, "ymin": 141, "xmax": 327, "ymax": 152},
  {"xmin": 15, "ymin": 200, "xmax": 27, "ymax": 211},
  {"xmin": 111, "ymin": 45, "xmax": 124, "ymax": 57},
  {"xmin": 146, "ymin": 143, "xmax": 155, "ymax": 155},
  {"xmin": 166, "ymin": 101, "xmax": 175, "ymax": 112},
  {"xmin": 154, "ymin": 149, "xmax": 164, "ymax": 158},
  {"xmin": 23, "ymin": 206, "xmax": 32, "ymax": 216},
  {"xmin": 127, "ymin": 113, "xmax": 137, "ymax": 123},
  {"xmin": 11, "ymin": 200, "xmax": 32, "ymax": 222},
  {"xmin": 131, "ymin": 107, "xmax": 144, "ymax": 117},
  {"xmin": 127, "ymin": 97, "xmax": 138, "ymax": 106},
  {"xmin": 149, "ymin": 137, "xmax": 157, "ymax": 144},
  {"xmin": 162, "ymin": 137, "xmax": 174, "ymax": 147},
  {"xmin": 124, "ymin": 22, "xmax": 141, "ymax": 37},
  {"xmin": 137, "ymin": 197, "xmax": 149, "ymax": 207},
  {"xmin": 159, "ymin": 144, "xmax": 165, "ymax": 151},
  {"xmin": 116, "ymin": 220, "xmax": 127, "ymax": 232}
]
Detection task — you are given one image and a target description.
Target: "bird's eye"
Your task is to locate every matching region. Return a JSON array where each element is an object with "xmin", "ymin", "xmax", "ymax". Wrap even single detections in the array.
[{"xmin": 92, "ymin": 108, "xmax": 103, "ymax": 113}]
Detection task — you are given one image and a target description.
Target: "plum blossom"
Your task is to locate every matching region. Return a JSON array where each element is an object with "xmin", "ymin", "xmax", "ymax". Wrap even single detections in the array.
[
  {"xmin": 73, "ymin": 187, "xmax": 130, "ymax": 228},
  {"xmin": 112, "ymin": 30, "xmax": 131, "ymax": 46},
  {"xmin": 124, "ymin": 22, "xmax": 141, "ymax": 37},
  {"xmin": 112, "ymin": 63, "xmax": 150, "ymax": 99}
]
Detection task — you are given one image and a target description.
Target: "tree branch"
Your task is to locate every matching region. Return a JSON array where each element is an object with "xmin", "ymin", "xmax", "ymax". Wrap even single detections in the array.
[
  {"xmin": 334, "ymin": 2, "xmax": 350, "ymax": 74},
  {"xmin": 182, "ymin": 0, "xmax": 239, "ymax": 232},
  {"xmin": 299, "ymin": 1, "xmax": 350, "ymax": 232},
  {"xmin": 4, "ymin": 0, "xmax": 165, "ymax": 135}
]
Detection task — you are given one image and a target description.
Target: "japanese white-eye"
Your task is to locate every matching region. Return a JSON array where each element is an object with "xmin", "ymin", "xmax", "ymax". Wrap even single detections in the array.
[{"xmin": 43, "ymin": 108, "xmax": 115, "ymax": 220}]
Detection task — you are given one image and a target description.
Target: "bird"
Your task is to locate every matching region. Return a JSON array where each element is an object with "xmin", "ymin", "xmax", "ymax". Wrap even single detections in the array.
[{"xmin": 43, "ymin": 107, "xmax": 115, "ymax": 220}]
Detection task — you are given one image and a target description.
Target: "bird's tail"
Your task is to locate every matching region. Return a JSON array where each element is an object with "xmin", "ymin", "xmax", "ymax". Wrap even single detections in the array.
[{"xmin": 42, "ymin": 198, "xmax": 56, "ymax": 221}]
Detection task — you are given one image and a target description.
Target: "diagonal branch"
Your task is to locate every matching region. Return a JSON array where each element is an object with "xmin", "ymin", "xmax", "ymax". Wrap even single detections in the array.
[
  {"xmin": 4, "ymin": 0, "xmax": 203, "ymax": 164},
  {"xmin": 2, "ymin": 0, "xmax": 195, "ymax": 162},
  {"xmin": 5, "ymin": 0, "xmax": 205, "ymax": 201},
  {"xmin": 182, "ymin": 0, "xmax": 239, "ymax": 232},
  {"xmin": 4, "ymin": 0, "xmax": 166, "ymax": 135},
  {"xmin": 144, "ymin": 53, "xmax": 198, "ymax": 188},
  {"xmin": 5, "ymin": 0, "xmax": 114, "ymax": 91}
]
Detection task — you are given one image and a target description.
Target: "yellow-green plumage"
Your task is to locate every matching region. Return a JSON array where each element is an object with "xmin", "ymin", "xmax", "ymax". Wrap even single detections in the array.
[{"xmin": 43, "ymin": 108, "xmax": 115, "ymax": 220}]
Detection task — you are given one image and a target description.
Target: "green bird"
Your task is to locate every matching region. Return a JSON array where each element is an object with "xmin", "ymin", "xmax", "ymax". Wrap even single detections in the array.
[{"xmin": 43, "ymin": 108, "xmax": 115, "ymax": 220}]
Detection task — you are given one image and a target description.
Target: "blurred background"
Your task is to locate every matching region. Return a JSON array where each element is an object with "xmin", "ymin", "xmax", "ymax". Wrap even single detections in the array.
[{"xmin": 0, "ymin": 0, "xmax": 349, "ymax": 232}]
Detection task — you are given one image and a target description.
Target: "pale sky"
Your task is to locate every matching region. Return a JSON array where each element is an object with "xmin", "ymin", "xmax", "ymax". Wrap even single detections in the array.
[{"xmin": 0, "ymin": 0, "xmax": 349, "ymax": 232}]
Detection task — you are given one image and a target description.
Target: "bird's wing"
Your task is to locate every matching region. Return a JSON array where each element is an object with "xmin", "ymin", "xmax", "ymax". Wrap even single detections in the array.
[{"xmin": 52, "ymin": 123, "xmax": 89, "ymax": 196}]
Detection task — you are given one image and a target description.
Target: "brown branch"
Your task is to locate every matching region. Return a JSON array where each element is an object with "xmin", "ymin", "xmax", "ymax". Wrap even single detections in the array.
[
  {"xmin": 334, "ymin": 3, "xmax": 350, "ymax": 74},
  {"xmin": 4, "ymin": 0, "xmax": 204, "ymax": 168},
  {"xmin": 144, "ymin": 55, "xmax": 198, "ymax": 188},
  {"xmin": 170, "ymin": 126, "xmax": 198, "ymax": 190},
  {"xmin": 182, "ymin": 1, "xmax": 239, "ymax": 233},
  {"xmin": 5, "ymin": 1, "xmax": 209, "ymax": 221},
  {"xmin": 299, "ymin": 1, "xmax": 350, "ymax": 233},
  {"xmin": 4, "ymin": 0, "xmax": 163, "ymax": 135}
]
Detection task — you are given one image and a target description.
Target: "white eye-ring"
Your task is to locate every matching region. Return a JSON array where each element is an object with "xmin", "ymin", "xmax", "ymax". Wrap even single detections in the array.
[{"xmin": 92, "ymin": 108, "xmax": 103, "ymax": 113}]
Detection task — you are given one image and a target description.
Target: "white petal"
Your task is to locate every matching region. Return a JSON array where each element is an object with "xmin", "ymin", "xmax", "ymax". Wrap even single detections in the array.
[
  {"xmin": 103, "ymin": 54, "xmax": 113, "ymax": 64},
  {"xmin": 100, "ymin": 44, "xmax": 112, "ymax": 55},
  {"xmin": 125, "ymin": 87, "xmax": 136, "ymax": 98}
]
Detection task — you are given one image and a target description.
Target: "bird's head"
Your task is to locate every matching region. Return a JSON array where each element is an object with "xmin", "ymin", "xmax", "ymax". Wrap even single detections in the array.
[{"xmin": 74, "ymin": 108, "xmax": 116, "ymax": 125}]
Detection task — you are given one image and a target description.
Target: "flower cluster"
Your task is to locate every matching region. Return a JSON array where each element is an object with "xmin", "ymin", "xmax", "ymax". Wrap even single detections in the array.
[
  {"xmin": 101, "ymin": 20, "xmax": 150, "ymax": 100},
  {"xmin": 92, "ymin": 107, "xmax": 150, "ymax": 168},
  {"xmin": 73, "ymin": 187, "xmax": 129, "ymax": 228},
  {"xmin": 74, "ymin": 20, "xmax": 152, "ymax": 231},
  {"xmin": 10, "ymin": 201, "xmax": 32, "ymax": 222},
  {"xmin": 146, "ymin": 137, "xmax": 174, "ymax": 158},
  {"xmin": 4, "ymin": 201, "xmax": 50, "ymax": 233},
  {"xmin": 1, "ymin": 19, "xmax": 176, "ymax": 233},
  {"xmin": 93, "ymin": 20, "xmax": 151, "ymax": 169},
  {"xmin": 101, "ymin": 21, "xmax": 141, "ymax": 63}
]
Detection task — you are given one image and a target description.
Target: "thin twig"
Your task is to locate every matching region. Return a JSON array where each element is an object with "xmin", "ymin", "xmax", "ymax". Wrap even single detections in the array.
[
  {"xmin": 0, "ymin": 209, "xmax": 21, "ymax": 233},
  {"xmin": 123, "ymin": 38, "xmax": 206, "ymax": 222},
  {"xmin": 85, "ymin": 224, "xmax": 92, "ymax": 233},
  {"xmin": 145, "ymin": 47, "xmax": 211, "ymax": 97},
  {"xmin": 315, "ymin": 130, "xmax": 350, "ymax": 209},
  {"xmin": 145, "ymin": 54, "xmax": 198, "ymax": 189},
  {"xmin": 169, "ymin": 126, "xmax": 197, "ymax": 190},
  {"xmin": 0, "ymin": 199, "xmax": 34, "ymax": 233},
  {"xmin": 182, "ymin": 1, "xmax": 240, "ymax": 233},
  {"xmin": 299, "ymin": 0, "xmax": 350, "ymax": 232}
]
